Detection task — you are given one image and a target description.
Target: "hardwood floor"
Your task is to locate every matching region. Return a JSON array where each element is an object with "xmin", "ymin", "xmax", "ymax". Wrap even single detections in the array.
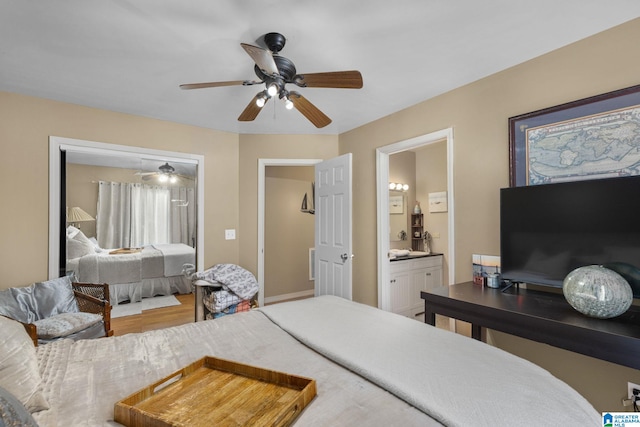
[{"xmin": 110, "ymin": 293, "xmax": 195, "ymax": 336}]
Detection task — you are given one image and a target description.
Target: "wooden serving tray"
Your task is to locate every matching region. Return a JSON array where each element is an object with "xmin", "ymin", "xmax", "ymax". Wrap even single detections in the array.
[
  {"xmin": 114, "ymin": 356, "xmax": 316, "ymax": 427},
  {"xmin": 109, "ymin": 248, "xmax": 142, "ymax": 255}
]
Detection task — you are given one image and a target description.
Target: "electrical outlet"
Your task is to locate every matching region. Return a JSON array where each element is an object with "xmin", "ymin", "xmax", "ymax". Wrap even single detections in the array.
[
  {"xmin": 225, "ymin": 229, "xmax": 236, "ymax": 240},
  {"xmin": 627, "ymin": 382, "xmax": 640, "ymax": 400}
]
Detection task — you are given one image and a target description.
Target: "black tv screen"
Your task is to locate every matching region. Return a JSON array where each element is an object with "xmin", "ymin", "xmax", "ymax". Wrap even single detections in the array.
[{"xmin": 500, "ymin": 175, "xmax": 640, "ymax": 295}]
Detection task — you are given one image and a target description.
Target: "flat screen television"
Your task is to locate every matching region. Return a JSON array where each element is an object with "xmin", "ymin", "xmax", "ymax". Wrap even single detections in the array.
[{"xmin": 500, "ymin": 175, "xmax": 640, "ymax": 297}]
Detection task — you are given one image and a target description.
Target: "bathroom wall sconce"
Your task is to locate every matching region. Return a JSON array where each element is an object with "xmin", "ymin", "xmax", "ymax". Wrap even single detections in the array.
[{"xmin": 389, "ymin": 182, "xmax": 409, "ymax": 191}]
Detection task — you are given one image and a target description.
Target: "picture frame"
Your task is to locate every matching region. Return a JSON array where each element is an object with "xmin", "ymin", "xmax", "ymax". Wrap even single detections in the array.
[
  {"xmin": 508, "ymin": 84, "xmax": 640, "ymax": 187},
  {"xmin": 389, "ymin": 195, "xmax": 404, "ymax": 214},
  {"xmin": 472, "ymin": 254, "xmax": 501, "ymax": 286},
  {"xmin": 428, "ymin": 191, "xmax": 447, "ymax": 213}
]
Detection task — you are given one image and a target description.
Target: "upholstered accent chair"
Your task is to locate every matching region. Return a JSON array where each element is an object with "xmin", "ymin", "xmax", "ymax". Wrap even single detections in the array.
[{"xmin": 0, "ymin": 276, "xmax": 112, "ymax": 345}]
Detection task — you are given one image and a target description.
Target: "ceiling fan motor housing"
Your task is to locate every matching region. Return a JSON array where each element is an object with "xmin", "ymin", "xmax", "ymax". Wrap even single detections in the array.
[
  {"xmin": 264, "ymin": 32, "xmax": 286, "ymax": 53},
  {"xmin": 159, "ymin": 162, "xmax": 175, "ymax": 174}
]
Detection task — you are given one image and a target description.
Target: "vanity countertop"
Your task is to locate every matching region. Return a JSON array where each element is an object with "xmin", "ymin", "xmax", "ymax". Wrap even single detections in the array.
[{"xmin": 390, "ymin": 252, "xmax": 442, "ymax": 262}]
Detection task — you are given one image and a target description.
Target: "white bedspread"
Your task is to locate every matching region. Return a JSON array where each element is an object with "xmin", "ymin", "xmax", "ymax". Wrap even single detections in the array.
[
  {"xmin": 77, "ymin": 252, "xmax": 141, "ymax": 284},
  {"xmin": 259, "ymin": 296, "xmax": 600, "ymax": 427},
  {"xmin": 31, "ymin": 296, "xmax": 598, "ymax": 427},
  {"xmin": 152, "ymin": 243, "xmax": 194, "ymax": 276},
  {"xmin": 33, "ymin": 305, "xmax": 436, "ymax": 426}
]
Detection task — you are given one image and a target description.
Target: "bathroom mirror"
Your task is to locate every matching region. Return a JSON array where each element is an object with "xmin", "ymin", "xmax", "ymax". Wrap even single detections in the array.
[{"xmin": 389, "ymin": 191, "xmax": 408, "ymax": 242}]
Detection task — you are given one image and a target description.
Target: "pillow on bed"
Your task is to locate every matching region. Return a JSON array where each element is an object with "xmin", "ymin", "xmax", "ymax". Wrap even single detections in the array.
[
  {"xmin": 0, "ymin": 385, "xmax": 39, "ymax": 427},
  {"xmin": 88, "ymin": 236, "xmax": 108, "ymax": 253},
  {"xmin": 67, "ymin": 229, "xmax": 96, "ymax": 259},
  {"xmin": 0, "ymin": 316, "xmax": 49, "ymax": 413},
  {"xmin": 66, "ymin": 225, "xmax": 80, "ymax": 239},
  {"xmin": 34, "ymin": 312, "xmax": 102, "ymax": 339}
]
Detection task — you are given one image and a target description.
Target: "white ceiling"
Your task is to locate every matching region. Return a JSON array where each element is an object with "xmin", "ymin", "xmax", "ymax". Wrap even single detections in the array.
[{"xmin": 2, "ymin": 1, "xmax": 639, "ymax": 135}]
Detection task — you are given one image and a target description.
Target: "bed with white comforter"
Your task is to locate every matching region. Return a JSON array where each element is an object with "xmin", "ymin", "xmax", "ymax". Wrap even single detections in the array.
[
  {"xmin": 67, "ymin": 243, "xmax": 194, "ymax": 304},
  {"xmin": 22, "ymin": 296, "xmax": 599, "ymax": 426}
]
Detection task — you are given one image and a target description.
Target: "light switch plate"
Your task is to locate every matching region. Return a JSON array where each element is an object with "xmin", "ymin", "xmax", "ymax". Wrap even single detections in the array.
[{"xmin": 225, "ymin": 229, "xmax": 236, "ymax": 240}]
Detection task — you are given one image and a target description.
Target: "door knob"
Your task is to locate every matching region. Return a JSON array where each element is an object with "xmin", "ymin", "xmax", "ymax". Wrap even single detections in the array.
[{"xmin": 341, "ymin": 253, "xmax": 348, "ymax": 261}]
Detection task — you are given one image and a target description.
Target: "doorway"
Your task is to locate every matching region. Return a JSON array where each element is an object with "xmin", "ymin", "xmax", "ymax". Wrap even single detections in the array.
[
  {"xmin": 264, "ymin": 165, "xmax": 315, "ymax": 304},
  {"xmin": 257, "ymin": 159, "xmax": 322, "ymax": 307},
  {"xmin": 376, "ymin": 128, "xmax": 455, "ymax": 310}
]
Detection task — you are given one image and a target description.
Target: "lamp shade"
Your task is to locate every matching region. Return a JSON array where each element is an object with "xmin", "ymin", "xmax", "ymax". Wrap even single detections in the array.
[{"xmin": 66, "ymin": 207, "xmax": 94, "ymax": 223}]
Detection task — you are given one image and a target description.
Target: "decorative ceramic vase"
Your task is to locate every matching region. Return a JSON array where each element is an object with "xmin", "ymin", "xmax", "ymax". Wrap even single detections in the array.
[{"xmin": 562, "ymin": 265, "xmax": 633, "ymax": 319}]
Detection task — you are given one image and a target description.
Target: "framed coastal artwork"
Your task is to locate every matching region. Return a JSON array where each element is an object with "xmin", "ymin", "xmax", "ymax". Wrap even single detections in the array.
[{"xmin": 508, "ymin": 84, "xmax": 640, "ymax": 187}]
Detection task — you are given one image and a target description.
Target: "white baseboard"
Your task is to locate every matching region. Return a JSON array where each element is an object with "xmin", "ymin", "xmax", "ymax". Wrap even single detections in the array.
[{"xmin": 264, "ymin": 289, "xmax": 314, "ymax": 305}]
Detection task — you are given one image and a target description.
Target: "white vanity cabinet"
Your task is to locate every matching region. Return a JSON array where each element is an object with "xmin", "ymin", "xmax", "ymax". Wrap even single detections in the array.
[{"xmin": 389, "ymin": 255, "xmax": 443, "ymax": 320}]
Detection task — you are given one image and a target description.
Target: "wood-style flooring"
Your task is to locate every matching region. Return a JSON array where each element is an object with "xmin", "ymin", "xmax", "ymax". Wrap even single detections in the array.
[
  {"xmin": 110, "ymin": 293, "xmax": 195, "ymax": 336},
  {"xmin": 110, "ymin": 294, "xmax": 450, "ymax": 336}
]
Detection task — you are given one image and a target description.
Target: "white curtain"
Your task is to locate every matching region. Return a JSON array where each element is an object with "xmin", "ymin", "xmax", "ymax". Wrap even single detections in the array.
[
  {"xmin": 97, "ymin": 182, "xmax": 195, "ymax": 249},
  {"xmin": 169, "ymin": 187, "xmax": 196, "ymax": 246},
  {"xmin": 130, "ymin": 184, "xmax": 170, "ymax": 247},
  {"xmin": 96, "ymin": 182, "xmax": 132, "ymax": 249}
]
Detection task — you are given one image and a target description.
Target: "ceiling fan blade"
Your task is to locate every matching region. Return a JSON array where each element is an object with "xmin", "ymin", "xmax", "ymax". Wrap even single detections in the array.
[
  {"xmin": 180, "ymin": 80, "xmax": 256, "ymax": 90},
  {"xmin": 294, "ymin": 70, "xmax": 363, "ymax": 89},
  {"xmin": 289, "ymin": 92, "xmax": 332, "ymax": 128},
  {"xmin": 241, "ymin": 43, "xmax": 279, "ymax": 76},
  {"xmin": 238, "ymin": 94, "xmax": 269, "ymax": 122},
  {"xmin": 134, "ymin": 171, "xmax": 156, "ymax": 176}
]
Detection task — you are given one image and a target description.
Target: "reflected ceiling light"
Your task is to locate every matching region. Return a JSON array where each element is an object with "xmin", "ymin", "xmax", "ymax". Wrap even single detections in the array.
[{"xmin": 389, "ymin": 182, "xmax": 409, "ymax": 191}]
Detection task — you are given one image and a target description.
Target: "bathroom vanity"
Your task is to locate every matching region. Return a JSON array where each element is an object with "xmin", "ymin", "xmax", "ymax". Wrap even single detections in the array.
[{"xmin": 389, "ymin": 253, "xmax": 443, "ymax": 319}]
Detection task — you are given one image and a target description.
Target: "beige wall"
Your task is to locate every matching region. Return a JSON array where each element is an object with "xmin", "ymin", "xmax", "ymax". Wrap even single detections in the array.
[
  {"xmin": 415, "ymin": 141, "xmax": 449, "ymax": 286},
  {"xmin": 339, "ymin": 19, "xmax": 640, "ymax": 411},
  {"xmin": 0, "ymin": 91, "xmax": 240, "ymax": 287},
  {"xmin": 389, "ymin": 151, "xmax": 415, "ymax": 249},
  {"xmin": 264, "ymin": 166, "xmax": 314, "ymax": 298}
]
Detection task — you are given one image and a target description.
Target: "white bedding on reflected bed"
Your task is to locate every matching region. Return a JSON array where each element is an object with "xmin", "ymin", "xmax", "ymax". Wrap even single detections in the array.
[
  {"xmin": 67, "ymin": 244, "xmax": 193, "ymax": 304},
  {"xmin": 32, "ymin": 296, "xmax": 599, "ymax": 427}
]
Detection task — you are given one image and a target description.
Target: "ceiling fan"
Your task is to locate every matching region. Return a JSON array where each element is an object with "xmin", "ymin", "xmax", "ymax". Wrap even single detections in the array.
[
  {"xmin": 180, "ymin": 32, "xmax": 363, "ymax": 128},
  {"xmin": 135, "ymin": 162, "xmax": 192, "ymax": 183}
]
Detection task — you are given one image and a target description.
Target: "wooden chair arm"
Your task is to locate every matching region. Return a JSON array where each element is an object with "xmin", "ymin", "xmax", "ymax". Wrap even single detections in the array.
[
  {"xmin": 21, "ymin": 322, "xmax": 38, "ymax": 347},
  {"xmin": 72, "ymin": 282, "xmax": 112, "ymax": 338},
  {"xmin": 72, "ymin": 282, "xmax": 110, "ymax": 302}
]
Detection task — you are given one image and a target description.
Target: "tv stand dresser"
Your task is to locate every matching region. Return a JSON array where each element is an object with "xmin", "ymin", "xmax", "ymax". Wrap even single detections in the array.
[{"xmin": 421, "ymin": 282, "xmax": 640, "ymax": 370}]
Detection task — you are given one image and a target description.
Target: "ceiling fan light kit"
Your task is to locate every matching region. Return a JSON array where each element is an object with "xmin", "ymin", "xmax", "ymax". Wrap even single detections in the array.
[
  {"xmin": 180, "ymin": 32, "xmax": 363, "ymax": 128},
  {"xmin": 135, "ymin": 162, "xmax": 188, "ymax": 184}
]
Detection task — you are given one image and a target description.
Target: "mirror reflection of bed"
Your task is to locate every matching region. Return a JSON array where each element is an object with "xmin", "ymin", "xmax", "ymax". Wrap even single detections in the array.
[{"xmin": 65, "ymin": 153, "xmax": 197, "ymax": 314}]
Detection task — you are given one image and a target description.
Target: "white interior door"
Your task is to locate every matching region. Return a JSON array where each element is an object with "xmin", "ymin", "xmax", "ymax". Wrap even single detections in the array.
[{"xmin": 315, "ymin": 153, "xmax": 352, "ymax": 299}]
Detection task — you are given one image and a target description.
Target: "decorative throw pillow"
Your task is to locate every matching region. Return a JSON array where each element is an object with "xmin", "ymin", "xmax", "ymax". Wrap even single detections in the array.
[
  {"xmin": 67, "ymin": 229, "xmax": 96, "ymax": 260},
  {"xmin": 34, "ymin": 312, "xmax": 102, "ymax": 339},
  {"xmin": 0, "ymin": 316, "xmax": 49, "ymax": 413},
  {"xmin": 0, "ymin": 285, "xmax": 36, "ymax": 323},
  {"xmin": 32, "ymin": 276, "xmax": 79, "ymax": 320},
  {"xmin": 0, "ymin": 385, "xmax": 39, "ymax": 427}
]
